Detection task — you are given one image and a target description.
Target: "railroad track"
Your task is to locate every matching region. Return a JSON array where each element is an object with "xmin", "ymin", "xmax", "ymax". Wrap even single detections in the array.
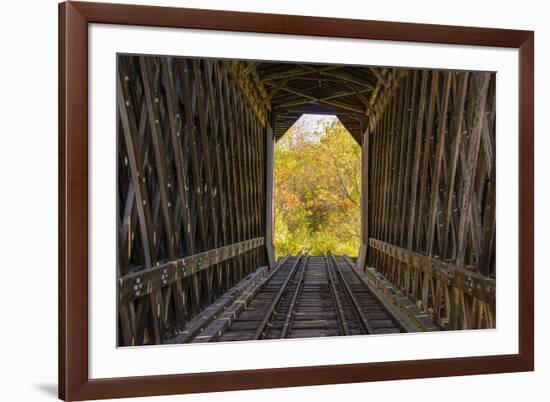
[{"xmin": 209, "ymin": 254, "xmax": 405, "ymax": 342}]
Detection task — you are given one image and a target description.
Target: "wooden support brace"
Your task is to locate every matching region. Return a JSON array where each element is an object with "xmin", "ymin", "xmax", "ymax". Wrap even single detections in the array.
[
  {"xmin": 369, "ymin": 238, "xmax": 495, "ymax": 307},
  {"xmin": 119, "ymin": 237, "xmax": 265, "ymax": 304}
]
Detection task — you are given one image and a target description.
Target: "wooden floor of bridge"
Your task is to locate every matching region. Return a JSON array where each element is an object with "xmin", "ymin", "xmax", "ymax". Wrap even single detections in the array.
[{"xmin": 167, "ymin": 254, "xmax": 435, "ymax": 344}]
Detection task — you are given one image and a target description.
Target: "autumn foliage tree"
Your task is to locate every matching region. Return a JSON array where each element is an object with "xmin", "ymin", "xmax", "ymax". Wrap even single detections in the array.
[{"xmin": 274, "ymin": 116, "xmax": 361, "ymax": 256}]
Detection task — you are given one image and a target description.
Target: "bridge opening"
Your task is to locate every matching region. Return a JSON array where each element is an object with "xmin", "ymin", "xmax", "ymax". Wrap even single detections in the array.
[
  {"xmin": 274, "ymin": 114, "xmax": 360, "ymax": 257},
  {"xmin": 117, "ymin": 55, "xmax": 496, "ymax": 346}
]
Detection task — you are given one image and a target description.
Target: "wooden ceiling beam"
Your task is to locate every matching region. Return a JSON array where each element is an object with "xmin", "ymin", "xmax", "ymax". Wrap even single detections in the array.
[
  {"xmin": 278, "ymin": 107, "xmax": 344, "ymax": 115},
  {"xmin": 320, "ymin": 70, "xmax": 375, "ymax": 89},
  {"xmin": 268, "ymin": 78, "xmax": 289, "ymax": 99},
  {"xmin": 266, "ymin": 80, "xmax": 357, "ymax": 99},
  {"xmin": 273, "ymin": 86, "xmax": 364, "ymax": 114},
  {"xmin": 260, "ymin": 65, "xmax": 340, "ymax": 82},
  {"xmin": 276, "ymin": 104, "xmax": 355, "ymax": 116},
  {"xmin": 260, "ymin": 67, "xmax": 314, "ymax": 81},
  {"xmin": 275, "ymin": 87, "xmax": 369, "ymax": 109}
]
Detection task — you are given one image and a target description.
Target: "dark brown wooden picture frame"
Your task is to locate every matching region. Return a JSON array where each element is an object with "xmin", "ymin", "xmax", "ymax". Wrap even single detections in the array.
[{"xmin": 59, "ymin": 1, "xmax": 534, "ymax": 400}]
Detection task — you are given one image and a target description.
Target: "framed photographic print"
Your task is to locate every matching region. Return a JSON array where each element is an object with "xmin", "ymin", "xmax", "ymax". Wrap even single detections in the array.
[{"xmin": 59, "ymin": 1, "xmax": 534, "ymax": 400}]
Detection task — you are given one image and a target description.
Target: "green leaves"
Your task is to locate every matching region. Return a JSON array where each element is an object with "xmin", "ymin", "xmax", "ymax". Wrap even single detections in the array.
[{"xmin": 274, "ymin": 116, "xmax": 361, "ymax": 256}]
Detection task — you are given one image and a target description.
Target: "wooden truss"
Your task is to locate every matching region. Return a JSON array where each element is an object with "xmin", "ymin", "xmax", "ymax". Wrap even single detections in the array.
[
  {"xmin": 117, "ymin": 56, "xmax": 268, "ymax": 346},
  {"xmin": 363, "ymin": 70, "xmax": 496, "ymax": 330},
  {"xmin": 117, "ymin": 55, "xmax": 496, "ymax": 344}
]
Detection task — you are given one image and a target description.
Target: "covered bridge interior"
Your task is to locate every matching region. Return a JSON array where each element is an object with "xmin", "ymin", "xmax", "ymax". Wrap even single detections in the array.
[{"xmin": 117, "ymin": 55, "xmax": 496, "ymax": 346}]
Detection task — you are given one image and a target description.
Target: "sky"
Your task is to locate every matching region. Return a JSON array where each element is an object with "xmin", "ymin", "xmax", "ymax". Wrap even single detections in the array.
[{"xmin": 279, "ymin": 114, "xmax": 340, "ymax": 147}]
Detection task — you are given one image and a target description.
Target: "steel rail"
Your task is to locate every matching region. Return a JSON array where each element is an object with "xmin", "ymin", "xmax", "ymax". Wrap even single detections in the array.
[
  {"xmin": 263, "ymin": 254, "xmax": 290, "ymax": 280},
  {"xmin": 329, "ymin": 253, "xmax": 375, "ymax": 334},
  {"xmin": 169, "ymin": 255, "xmax": 292, "ymax": 344},
  {"xmin": 324, "ymin": 255, "xmax": 350, "ymax": 336},
  {"xmin": 342, "ymin": 255, "xmax": 417, "ymax": 332},
  {"xmin": 252, "ymin": 253, "xmax": 303, "ymax": 340},
  {"xmin": 280, "ymin": 255, "xmax": 309, "ymax": 338}
]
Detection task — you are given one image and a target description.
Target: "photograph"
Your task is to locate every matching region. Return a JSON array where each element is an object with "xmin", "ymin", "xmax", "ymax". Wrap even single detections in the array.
[
  {"xmin": 116, "ymin": 54, "xmax": 496, "ymax": 346},
  {"xmin": 1, "ymin": 0, "xmax": 543, "ymax": 400}
]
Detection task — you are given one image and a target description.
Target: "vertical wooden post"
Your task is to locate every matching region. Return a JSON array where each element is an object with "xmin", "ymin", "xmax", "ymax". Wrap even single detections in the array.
[
  {"xmin": 265, "ymin": 123, "xmax": 276, "ymax": 268},
  {"xmin": 357, "ymin": 126, "xmax": 369, "ymax": 271}
]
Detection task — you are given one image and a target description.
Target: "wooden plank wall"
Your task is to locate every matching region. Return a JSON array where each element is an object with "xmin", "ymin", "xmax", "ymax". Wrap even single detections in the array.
[
  {"xmin": 117, "ymin": 55, "xmax": 267, "ymax": 346},
  {"xmin": 366, "ymin": 69, "xmax": 496, "ymax": 330}
]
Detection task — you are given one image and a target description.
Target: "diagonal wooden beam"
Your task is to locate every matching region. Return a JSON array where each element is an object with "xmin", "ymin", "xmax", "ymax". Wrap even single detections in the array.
[
  {"xmin": 139, "ymin": 57, "xmax": 178, "ymax": 259},
  {"xmin": 240, "ymin": 61, "xmax": 258, "ymax": 78},
  {"xmin": 456, "ymin": 73, "xmax": 491, "ymax": 267},
  {"xmin": 192, "ymin": 59, "xmax": 219, "ymax": 249},
  {"xmin": 275, "ymin": 86, "xmax": 370, "ymax": 109},
  {"xmin": 321, "ymin": 69, "xmax": 374, "ymax": 89},
  {"xmin": 442, "ymin": 71, "xmax": 469, "ymax": 259},
  {"xmin": 117, "ymin": 64, "xmax": 156, "ymax": 268},
  {"xmin": 260, "ymin": 66, "xmax": 313, "ymax": 81},
  {"xmin": 415, "ymin": 70, "xmax": 440, "ymax": 251},
  {"xmin": 140, "ymin": 57, "xmax": 187, "ymax": 334},
  {"xmin": 399, "ymin": 70, "xmax": 419, "ymax": 247},
  {"xmin": 369, "ymin": 67, "xmax": 390, "ymax": 88},
  {"xmin": 268, "ymin": 78, "xmax": 288, "ymax": 99},
  {"xmin": 406, "ymin": 70, "xmax": 429, "ymax": 250},
  {"xmin": 177, "ymin": 58, "xmax": 209, "ymax": 250},
  {"xmin": 203, "ymin": 60, "xmax": 228, "ymax": 247},
  {"xmin": 275, "ymin": 85, "xmax": 364, "ymax": 114},
  {"xmin": 160, "ymin": 58, "xmax": 195, "ymax": 255},
  {"xmin": 118, "ymin": 58, "xmax": 164, "ymax": 345},
  {"xmin": 426, "ymin": 71, "xmax": 453, "ymax": 256}
]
